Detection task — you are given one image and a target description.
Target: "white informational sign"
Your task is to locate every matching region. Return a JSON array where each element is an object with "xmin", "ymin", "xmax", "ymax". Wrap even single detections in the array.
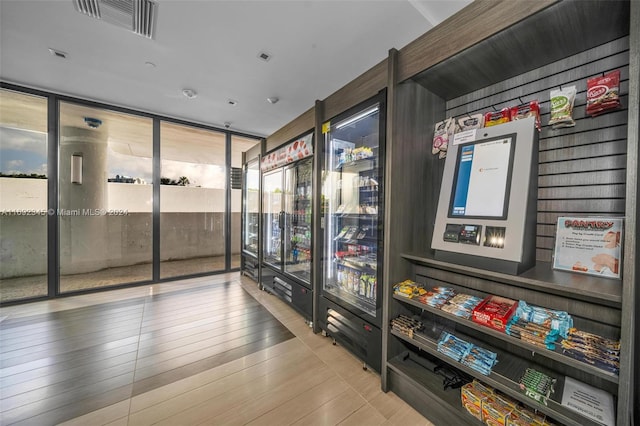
[
  {"xmin": 452, "ymin": 129, "xmax": 477, "ymax": 145},
  {"xmin": 553, "ymin": 217, "xmax": 623, "ymax": 279},
  {"xmin": 561, "ymin": 377, "xmax": 615, "ymax": 426}
]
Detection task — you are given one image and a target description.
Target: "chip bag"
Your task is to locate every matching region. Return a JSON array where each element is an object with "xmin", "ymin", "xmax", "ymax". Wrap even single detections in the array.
[
  {"xmin": 549, "ymin": 86, "xmax": 577, "ymax": 128},
  {"xmin": 586, "ymin": 70, "xmax": 621, "ymax": 116}
]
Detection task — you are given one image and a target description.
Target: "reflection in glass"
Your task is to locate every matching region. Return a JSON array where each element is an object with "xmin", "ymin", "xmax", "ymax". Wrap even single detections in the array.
[
  {"xmin": 232, "ymin": 136, "xmax": 260, "ymax": 268},
  {"xmin": 243, "ymin": 159, "xmax": 260, "ymax": 256},
  {"xmin": 262, "ymin": 170, "xmax": 283, "ymax": 266},
  {"xmin": 0, "ymin": 89, "xmax": 48, "ymax": 302},
  {"xmin": 160, "ymin": 122, "xmax": 226, "ymax": 278},
  {"xmin": 59, "ymin": 102, "xmax": 153, "ymax": 293}
]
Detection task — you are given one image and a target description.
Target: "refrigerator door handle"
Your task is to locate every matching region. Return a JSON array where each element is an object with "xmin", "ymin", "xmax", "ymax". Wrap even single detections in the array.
[{"xmin": 279, "ymin": 211, "xmax": 285, "ymax": 229}]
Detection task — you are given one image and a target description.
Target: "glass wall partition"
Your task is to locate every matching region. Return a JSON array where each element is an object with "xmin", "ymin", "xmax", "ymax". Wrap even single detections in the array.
[
  {"xmin": 160, "ymin": 121, "xmax": 226, "ymax": 278},
  {"xmin": 0, "ymin": 89, "xmax": 49, "ymax": 303},
  {"xmin": 231, "ymin": 135, "xmax": 261, "ymax": 268},
  {"xmin": 58, "ymin": 102, "xmax": 153, "ymax": 293}
]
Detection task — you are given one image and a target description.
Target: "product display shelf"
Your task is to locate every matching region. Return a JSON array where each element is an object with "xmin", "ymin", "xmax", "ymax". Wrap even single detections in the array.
[
  {"xmin": 337, "ymin": 258, "xmax": 377, "ymax": 273},
  {"xmin": 387, "ymin": 351, "xmax": 480, "ymax": 426},
  {"xmin": 401, "ymin": 253, "xmax": 622, "ymax": 307},
  {"xmin": 391, "ymin": 327, "xmax": 602, "ymax": 426},
  {"xmin": 393, "ymin": 293, "xmax": 618, "ymax": 384}
]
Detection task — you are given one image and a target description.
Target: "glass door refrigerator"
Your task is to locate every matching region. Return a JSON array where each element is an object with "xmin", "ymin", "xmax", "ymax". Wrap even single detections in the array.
[
  {"xmin": 318, "ymin": 94, "xmax": 385, "ymax": 372},
  {"xmin": 241, "ymin": 156, "xmax": 260, "ymax": 281},
  {"xmin": 260, "ymin": 133, "xmax": 314, "ymax": 323}
]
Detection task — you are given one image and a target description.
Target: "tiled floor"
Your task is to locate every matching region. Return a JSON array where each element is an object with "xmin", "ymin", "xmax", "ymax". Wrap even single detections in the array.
[{"xmin": 0, "ymin": 272, "xmax": 434, "ymax": 426}]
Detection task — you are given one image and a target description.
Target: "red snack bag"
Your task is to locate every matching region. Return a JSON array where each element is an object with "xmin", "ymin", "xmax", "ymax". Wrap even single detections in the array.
[
  {"xmin": 510, "ymin": 100, "xmax": 541, "ymax": 131},
  {"xmin": 586, "ymin": 70, "xmax": 621, "ymax": 117},
  {"xmin": 484, "ymin": 108, "xmax": 510, "ymax": 127}
]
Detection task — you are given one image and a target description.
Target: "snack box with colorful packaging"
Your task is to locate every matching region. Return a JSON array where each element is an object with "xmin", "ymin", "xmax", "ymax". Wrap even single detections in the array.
[
  {"xmin": 482, "ymin": 396, "xmax": 514, "ymax": 426},
  {"xmin": 507, "ymin": 407, "xmax": 550, "ymax": 426},
  {"xmin": 472, "ymin": 295, "xmax": 518, "ymax": 333},
  {"xmin": 461, "ymin": 380, "xmax": 495, "ymax": 421}
]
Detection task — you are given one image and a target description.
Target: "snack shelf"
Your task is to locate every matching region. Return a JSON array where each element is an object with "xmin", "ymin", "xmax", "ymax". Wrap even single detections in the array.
[
  {"xmin": 336, "ymin": 156, "xmax": 377, "ymax": 171},
  {"xmin": 325, "ymin": 281, "xmax": 376, "ymax": 315},
  {"xmin": 387, "ymin": 351, "xmax": 480, "ymax": 426},
  {"xmin": 401, "ymin": 254, "xmax": 622, "ymax": 307},
  {"xmin": 336, "ymin": 258, "xmax": 377, "ymax": 274},
  {"xmin": 393, "ymin": 294, "xmax": 619, "ymax": 384},
  {"xmin": 391, "ymin": 328, "xmax": 605, "ymax": 426}
]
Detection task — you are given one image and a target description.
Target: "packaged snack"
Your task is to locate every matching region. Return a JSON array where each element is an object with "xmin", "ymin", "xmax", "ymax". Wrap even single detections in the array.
[
  {"xmin": 549, "ymin": 86, "xmax": 577, "ymax": 128},
  {"xmin": 390, "ymin": 315, "xmax": 423, "ymax": 338},
  {"xmin": 519, "ymin": 368, "xmax": 556, "ymax": 406},
  {"xmin": 510, "ymin": 100, "xmax": 541, "ymax": 131},
  {"xmin": 472, "ymin": 295, "xmax": 517, "ymax": 332},
  {"xmin": 432, "ymin": 117, "xmax": 455, "ymax": 158},
  {"xmin": 461, "ymin": 382, "xmax": 491, "ymax": 421},
  {"xmin": 586, "ymin": 70, "xmax": 621, "ymax": 116},
  {"xmin": 484, "ymin": 108, "xmax": 511, "ymax": 127},
  {"xmin": 457, "ymin": 113, "xmax": 485, "ymax": 132},
  {"xmin": 437, "ymin": 331, "xmax": 474, "ymax": 362},
  {"xmin": 482, "ymin": 396, "xmax": 513, "ymax": 426}
]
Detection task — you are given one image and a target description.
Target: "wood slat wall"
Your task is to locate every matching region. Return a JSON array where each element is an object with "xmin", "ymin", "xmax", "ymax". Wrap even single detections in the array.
[
  {"xmin": 265, "ymin": 107, "xmax": 315, "ymax": 153},
  {"xmin": 445, "ymin": 36, "xmax": 630, "ymax": 263}
]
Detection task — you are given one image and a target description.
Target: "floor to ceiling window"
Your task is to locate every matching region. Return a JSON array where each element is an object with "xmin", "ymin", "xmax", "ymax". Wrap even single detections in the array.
[
  {"xmin": 231, "ymin": 135, "xmax": 261, "ymax": 269},
  {"xmin": 160, "ymin": 121, "xmax": 227, "ymax": 278},
  {"xmin": 58, "ymin": 101, "xmax": 153, "ymax": 293},
  {"xmin": 0, "ymin": 84, "xmax": 260, "ymax": 302},
  {"xmin": 0, "ymin": 89, "xmax": 49, "ymax": 303}
]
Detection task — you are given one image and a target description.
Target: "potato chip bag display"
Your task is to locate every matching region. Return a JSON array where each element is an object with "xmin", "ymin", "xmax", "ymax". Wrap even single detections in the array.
[
  {"xmin": 484, "ymin": 108, "xmax": 510, "ymax": 127},
  {"xmin": 457, "ymin": 113, "xmax": 484, "ymax": 132},
  {"xmin": 510, "ymin": 100, "xmax": 541, "ymax": 131},
  {"xmin": 549, "ymin": 86, "xmax": 577, "ymax": 128},
  {"xmin": 432, "ymin": 117, "xmax": 455, "ymax": 158},
  {"xmin": 586, "ymin": 70, "xmax": 621, "ymax": 116}
]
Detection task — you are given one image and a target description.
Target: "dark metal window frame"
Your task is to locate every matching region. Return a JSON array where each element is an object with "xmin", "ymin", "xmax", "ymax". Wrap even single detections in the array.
[{"xmin": 0, "ymin": 81, "xmax": 262, "ymax": 305}]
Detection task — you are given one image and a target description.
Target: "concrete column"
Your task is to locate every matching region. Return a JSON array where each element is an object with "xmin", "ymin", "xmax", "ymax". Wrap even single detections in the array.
[{"xmin": 59, "ymin": 126, "xmax": 108, "ymax": 275}]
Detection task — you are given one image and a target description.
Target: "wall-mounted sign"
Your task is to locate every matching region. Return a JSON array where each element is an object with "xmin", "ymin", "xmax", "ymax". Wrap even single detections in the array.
[
  {"xmin": 261, "ymin": 133, "xmax": 313, "ymax": 172},
  {"xmin": 553, "ymin": 216, "xmax": 623, "ymax": 279}
]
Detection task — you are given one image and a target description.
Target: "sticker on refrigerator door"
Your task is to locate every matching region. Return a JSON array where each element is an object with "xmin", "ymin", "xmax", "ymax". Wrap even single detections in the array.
[{"xmin": 322, "ymin": 121, "xmax": 331, "ymax": 134}]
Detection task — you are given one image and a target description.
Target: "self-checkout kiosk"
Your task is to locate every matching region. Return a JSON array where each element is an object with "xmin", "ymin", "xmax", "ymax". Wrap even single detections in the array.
[{"xmin": 431, "ymin": 116, "xmax": 539, "ymax": 275}]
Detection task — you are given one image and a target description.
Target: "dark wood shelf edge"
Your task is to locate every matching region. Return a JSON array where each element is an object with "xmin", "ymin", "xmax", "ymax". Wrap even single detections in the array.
[
  {"xmin": 401, "ymin": 253, "xmax": 622, "ymax": 307},
  {"xmin": 392, "ymin": 294, "xmax": 619, "ymax": 384},
  {"xmin": 390, "ymin": 330, "xmax": 603, "ymax": 426}
]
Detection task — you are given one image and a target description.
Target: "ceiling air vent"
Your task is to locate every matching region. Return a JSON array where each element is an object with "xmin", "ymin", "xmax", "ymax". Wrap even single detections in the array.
[{"xmin": 73, "ymin": 0, "xmax": 157, "ymax": 39}]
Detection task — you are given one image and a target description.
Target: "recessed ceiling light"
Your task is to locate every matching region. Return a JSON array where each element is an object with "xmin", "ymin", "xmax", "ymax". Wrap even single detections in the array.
[
  {"xmin": 227, "ymin": 99, "xmax": 238, "ymax": 106},
  {"xmin": 182, "ymin": 89, "xmax": 197, "ymax": 99},
  {"xmin": 257, "ymin": 51, "xmax": 272, "ymax": 62},
  {"xmin": 48, "ymin": 48, "xmax": 68, "ymax": 59},
  {"xmin": 267, "ymin": 97, "xmax": 279, "ymax": 104}
]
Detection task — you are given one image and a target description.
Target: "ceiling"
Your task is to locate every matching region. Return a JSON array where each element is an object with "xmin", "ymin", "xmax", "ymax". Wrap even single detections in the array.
[{"xmin": 0, "ymin": 0, "xmax": 471, "ymax": 138}]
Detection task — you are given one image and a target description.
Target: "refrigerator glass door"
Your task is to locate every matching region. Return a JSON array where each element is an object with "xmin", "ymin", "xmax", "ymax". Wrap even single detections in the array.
[
  {"xmin": 322, "ymin": 104, "xmax": 381, "ymax": 318},
  {"xmin": 263, "ymin": 169, "xmax": 283, "ymax": 267},
  {"xmin": 284, "ymin": 159, "xmax": 312, "ymax": 284},
  {"xmin": 243, "ymin": 159, "xmax": 260, "ymax": 256}
]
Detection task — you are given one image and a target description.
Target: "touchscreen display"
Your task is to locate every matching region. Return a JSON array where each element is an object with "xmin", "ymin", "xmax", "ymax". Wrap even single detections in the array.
[{"xmin": 449, "ymin": 135, "xmax": 515, "ymax": 219}]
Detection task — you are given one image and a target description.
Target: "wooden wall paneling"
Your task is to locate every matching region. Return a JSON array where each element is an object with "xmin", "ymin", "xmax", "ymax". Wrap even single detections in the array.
[
  {"xmin": 442, "ymin": 38, "xmax": 630, "ymax": 266},
  {"xmin": 397, "ymin": 0, "xmax": 557, "ymax": 84},
  {"xmin": 619, "ymin": 1, "xmax": 640, "ymax": 423},
  {"xmin": 322, "ymin": 60, "xmax": 387, "ymax": 122},
  {"xmin": 265, "ymin": 106, "xmax": 314, "ymax": 152},
  {"xmin": 405, "ymin": 1, "xmax": 628, "ymax": 99},
  {"xmin": 381, "ymin": 48, "xmax": 398, "ymax": 391}
]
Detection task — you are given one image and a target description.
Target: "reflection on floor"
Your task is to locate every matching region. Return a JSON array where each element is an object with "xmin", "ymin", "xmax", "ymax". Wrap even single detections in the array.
[
  {"xmin": 0, "ymin": 272, "xmax": 434, "ymax": 426},
  {"xmin": 0, "ymin": 255, "xmax": 241, "ymax": 303}
]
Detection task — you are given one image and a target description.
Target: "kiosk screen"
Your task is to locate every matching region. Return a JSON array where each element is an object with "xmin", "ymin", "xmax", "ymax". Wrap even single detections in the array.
[{"xmin": 449, "ymin": 135, "xmax": 516, "ymax": 219}]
